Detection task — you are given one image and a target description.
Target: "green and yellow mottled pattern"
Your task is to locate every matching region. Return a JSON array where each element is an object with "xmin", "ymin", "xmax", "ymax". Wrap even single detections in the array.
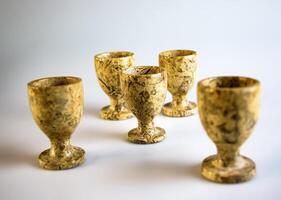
[
  {"xmin": 95, "ymin": 51, "xmax": 134, "ymax": 120},
  {"xmin": 197, "ymin": 76, "xmax": 260, "ymax": 183},
  {"xmin": 159, "ymin": 49, "xmax": 198, "ymax": 117},
  {"xmin": 121, "ymin": 66, "xmax": 167, "ymax": 144},
  {"xmin": 27, "ymin": 76, "xmax": 85, "ymax": 170}
]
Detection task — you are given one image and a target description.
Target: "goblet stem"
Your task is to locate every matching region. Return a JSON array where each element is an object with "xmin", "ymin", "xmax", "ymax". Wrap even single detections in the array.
[
  {"xmin": 172, "ymin": 95, "xmax": 187, "ymax": 108},
  {"xmin": 138, "ymin": 121, "xmax": 155, "ymax": 136},
  {"xmin": 50, "ymin": 138, "xmax": 72, "ymax": 158},
  {"xmin": 216, "ymin": 147, "xmax": 240, "ymax": 167},
  {"xmin": 100, "ymin": 97, "xmax": 132, "ymax": 120},
  {"xmin": 109, "ymin": 98, "xmax": 124, "ymax": 112}
]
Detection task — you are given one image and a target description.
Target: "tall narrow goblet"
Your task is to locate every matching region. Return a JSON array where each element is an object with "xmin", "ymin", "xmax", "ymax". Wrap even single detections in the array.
[
  {"xmin": 197, "ymin": 76, "xmax": 260, "ymax": 183},
  {"xmin": 121, "ymin": 66, "xmax": 167, "ymax": 144},
  {"xmin": 159, "ymin": 50, "xmax": 198, "ymax": 117},
  {"xmin": 95, "ymin": 51, "xmax": 134, "ymax": 120},
  {"xmin": 27, "ymin": 76, "xmax": 85, "ymax": 170}
]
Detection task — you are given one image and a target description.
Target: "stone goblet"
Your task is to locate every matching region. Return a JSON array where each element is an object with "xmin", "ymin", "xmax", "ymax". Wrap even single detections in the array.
[
  {"xmin": 27, "ymin": 76, "xmax": 85, "ymax": 170},
  {"xmin": 95, "ymin": 51, "xmax": 134, "ymax": 120},
  {"xmin": 159, "ymin": 49, "xmax": 198, "ymax": 117},
  {"xmin": 121, "ymin": 66, "xmax": 167, "ymax": 144},
  {"xmin": 197, "ymin": 76, "xmax": 260, "ymax": 183}
]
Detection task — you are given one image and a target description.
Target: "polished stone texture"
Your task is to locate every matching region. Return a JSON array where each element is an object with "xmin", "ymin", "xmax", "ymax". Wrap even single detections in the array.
[
  {"xmin": 27, "ymin": 76, "xmax": 85, "ymax": 170},
  {"xmin": 159, "ymin": 49, "xmax": 198, "ymax": 117},
  {"xmin": 121, "ymin": 66, "xmax": 167, "ymax": 144},
  {"xmin": 95, "ymin": 51, "xmax": 134, "ymax": 120},
  {"xmin": 197, "ymin": 76, "xmax": 260, "ymax": 183}
]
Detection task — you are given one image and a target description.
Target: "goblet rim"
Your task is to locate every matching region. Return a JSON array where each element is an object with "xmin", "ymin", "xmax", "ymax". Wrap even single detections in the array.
[
  {"xmin": 27, "ymin": 76, "xmax": 82, "ymax": 89},
  {"xmin": 122, "ymin": 66, "xmax": 165, "ymax": 78},
  {"xmin": 94, "ymin": 51, "xmax": 134, "ymax": 60},
  {"xmin": 198, "ymin": 76, "xmax": 260, "ymax": 91},
  {"xmin": 159, "ymin": 49, "xmax": 197, "ymax": 58}
]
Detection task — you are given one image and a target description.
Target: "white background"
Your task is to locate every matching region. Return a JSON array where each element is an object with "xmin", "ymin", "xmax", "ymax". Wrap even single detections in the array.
[{"xmin": 0, "ymin": 0, "xmax": 280, "ymax": 199}]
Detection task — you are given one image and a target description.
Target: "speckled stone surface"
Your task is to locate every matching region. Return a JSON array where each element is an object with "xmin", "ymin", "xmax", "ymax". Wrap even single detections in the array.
[
  {"xmin": 27, "ymin": 76, "xmax": 85, "ymax": 170},
  {"xmin": 95, "ymin": 51, "xmax": 135, "ymax": 120},
  {"xmin": 159, "ymin": 50, "xmax": 198, "ymax": 117},
  {"xmin": 197, "ymin": 76, "xmax": 260, "ymax": 183},
  {"xmin": 121, "ymin": 66, "xmax": 167, "ymax": 144}
]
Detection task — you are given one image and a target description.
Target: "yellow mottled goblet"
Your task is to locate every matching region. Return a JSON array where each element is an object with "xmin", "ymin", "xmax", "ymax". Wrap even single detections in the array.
[
  {"xmin": 27, "ymin": 76, "xmax": 85, "ymax": 170},
  {"xmin": 197, "ymin": 76, "xmax": 260, "ymax": 183},
  {"xmin": 159, "ymin": 50, "xmax": 198, "ymax": 117},
  {"xmin": 95, "ymin": 51, "xmax": 135, "ymax": 120},
  {"xmin": 121, "ymin": 66, "xmax": 167, "ymax": 144}
]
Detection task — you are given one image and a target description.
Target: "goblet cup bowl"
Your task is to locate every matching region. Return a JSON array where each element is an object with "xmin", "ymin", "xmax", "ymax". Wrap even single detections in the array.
[
  {"xmin": 197, "ymin": 76, "xmax": 260, "ymax": 183},
  {"xmin": 95, "ymin": 51, "xmax": 134, "ymax": 120},
  {"xmin": 121, "ymin": 66, "xmax": 167, "ymax": 144},
  {"xmin": 159, "ymin": 49, "xmax": 198, "ymax": 117},
  {"xmin": 27, "ymin": 76, "xmax": 85, "ymax": 170}
]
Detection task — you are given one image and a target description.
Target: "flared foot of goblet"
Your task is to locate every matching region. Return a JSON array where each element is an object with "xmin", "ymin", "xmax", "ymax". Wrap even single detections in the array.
[
  {"xmin": 128, "ymin": 127, "xmax": 166, "ymax": 144},
  {"xmin": 100, "ymin": 105, "xmax": 133, "ymax": 120},
  {"xmin": 162, "ymin": 101, "xmax": 197, "ymax": 117},
  {"xmin": 201, "ymin": 155, "xmax": 256, "ymax": 183},
  {"xmin": 38, "ymin": 146, "xmax": 85, "ymax": 170}
]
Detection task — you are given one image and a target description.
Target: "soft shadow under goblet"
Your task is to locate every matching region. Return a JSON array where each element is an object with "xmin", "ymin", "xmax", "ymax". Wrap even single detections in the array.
[
  {"xmin": 95, "ymin": 51, "xmax": 135, "ymax": 120},
  {"xmin": 27, "ymin": 76, "xmax": 85, "ymax": 170},
  {"xmin": 121, "ymin": 66, "xmax": 167, "ymax": 144},
  {"xmin": 159, "ymin": 49, "xmax": 198, "ymax": 117},
  {"xmin": 197, "ymin": 76, "xmax": 260, "ymax": 183}
]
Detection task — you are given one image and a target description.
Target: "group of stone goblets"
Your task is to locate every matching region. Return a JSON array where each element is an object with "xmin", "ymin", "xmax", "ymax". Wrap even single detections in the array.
[{"xmin": 27, "ymin": 49, "xmax": 260, "ymax": 184}]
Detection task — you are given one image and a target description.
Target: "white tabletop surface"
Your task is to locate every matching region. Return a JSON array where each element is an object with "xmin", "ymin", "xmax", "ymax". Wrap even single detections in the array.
[
  {"xmin": 1, "ymin": 96, "xmax": 280, "ymax": 200},
  {"xmin": 0, "ymin": 0, "xmax": 281, "ymax": 199}
]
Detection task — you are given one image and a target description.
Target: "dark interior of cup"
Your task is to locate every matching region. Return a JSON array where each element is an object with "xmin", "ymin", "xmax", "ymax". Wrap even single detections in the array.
[
  {"xmin": 161, "ymin": 50, "xmax": 196, "ymax": 57},
  {"xmin": 110, "ymin": 51, "xmax": 133, "ymax": 58},
  {"xmin": 126, "ymin": 66, "xmax": 162, "ymax": 76},
  {"xmin": 29, "ymin": 77, "xmax": 80, "ymax": 88},
  {"xmin": 208, "ymin": 77, "xmax": 259, "ymax": 89}
]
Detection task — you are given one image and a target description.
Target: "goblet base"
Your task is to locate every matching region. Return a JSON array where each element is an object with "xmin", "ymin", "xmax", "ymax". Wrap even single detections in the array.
[
  {"xmin": 201, "ymin": 155, "xmax": 256, "ymax": 183},
  {"xmin": 38, "ymin": 146, "xmax": 85, "ymax": 170},
  {"xmin": 162, "ymin": 101, "xmax": 197, "ymax": 117},
  {"xmin": 100, "ymin": 105, "xmax": 133, "ymax": 120},
  {"xmin": 128, "ymin": 127, "xmax": 166, "ymax": 144}
]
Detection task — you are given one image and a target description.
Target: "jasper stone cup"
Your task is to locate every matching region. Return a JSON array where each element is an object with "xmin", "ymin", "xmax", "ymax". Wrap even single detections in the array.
[
  {"xmin": 27, "ymin": 76, "xmax": 85, "ymax": 170},
  {"xmin": 159, "ymin": 49, "xmax": 198, "ymax": 117},
  {"xmin": 121, "ymin": 66, "xmax": 167, "ymax": 144},
  {"xmin": 197, "ymin": 76, "xmax": 260, "ymax": 183},
  {"xmin": 95, "ymin": 51, "xmax": 134, "ymax": 120}
]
